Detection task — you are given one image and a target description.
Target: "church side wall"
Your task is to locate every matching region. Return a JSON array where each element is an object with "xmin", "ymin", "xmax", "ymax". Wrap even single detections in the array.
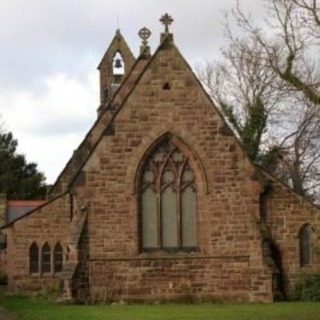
[
  {"xmin": 3, "ymin": 194, "xmax": 71, "ymax": 293},
  {"xmin": 265, "ymin": 180, "xmax": 320, "ymax": 298}
]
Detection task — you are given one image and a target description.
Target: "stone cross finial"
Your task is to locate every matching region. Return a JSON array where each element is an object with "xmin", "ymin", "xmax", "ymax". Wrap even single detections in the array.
[
  {"xmin": 138, "ymin": 27, "xmax": 152, "ymax": 58},
  {"xmin": 160, "ymin": 13, "xmax": 174, "ymax": 34},
  {"xmin": 138, "ymin": 27, "xmax": 151, "ymax": 47}
]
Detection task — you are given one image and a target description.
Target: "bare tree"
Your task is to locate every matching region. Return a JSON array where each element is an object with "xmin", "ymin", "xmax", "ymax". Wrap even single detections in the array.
[
  {"xmin": 198, "ymin": 37, "xmax": 282, "ymax": 160},
  {"xmin": 234, "ymin": 0, "xmax": 320, "ymax": 104},
  {"xmin": 197, "ymin": 0, "xmax": 320, "ymax": 200},
  {"xmin": 264, "ymin": 101, "xmax": 320, "ymax": 199}
]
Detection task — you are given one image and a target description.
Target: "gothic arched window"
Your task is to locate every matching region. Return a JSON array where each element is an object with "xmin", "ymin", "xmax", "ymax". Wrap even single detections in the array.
[
  {"xmin": 42, "ymin": 242, "xmax": 51, "ymax": 273},
  {"xmin": 140, "ymin": 138, "xmax": 197, "ymax": 252},
  {"xmin": 54, "ymin": 242, "xmax": 63, "ymax": 273},
  {"xmin": 299, "ymin": 224, "xmax": 311, "ymax": 267},
  {"xmin": 29, "ymin": 242, "xmax": 39, "ymax": 274}
]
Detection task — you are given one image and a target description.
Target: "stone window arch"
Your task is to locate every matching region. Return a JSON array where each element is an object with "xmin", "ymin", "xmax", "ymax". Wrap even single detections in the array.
[
  {"xmin": 42, "ymin": 242, "xmax": 51, "ymax": 273},
  {"xmin": 29, "ymin": 242, "xmax": 39, "ymax": 274},
  {"xmin": 139, "ymin": 136, "xmax": 197, "ymax": 253},
  {"xmin": 299, "ymin": 224, "xmax": 311, "ymax": 267},
  {"xmin": 54, "ymin": 242, "xmax": 63, "ymax": 273}
]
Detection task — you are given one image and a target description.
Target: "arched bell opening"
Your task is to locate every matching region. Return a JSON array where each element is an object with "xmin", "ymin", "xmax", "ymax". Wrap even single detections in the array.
[{"xmin": 112, "ymin": 51, "xmax": 125, "ymax": 77}]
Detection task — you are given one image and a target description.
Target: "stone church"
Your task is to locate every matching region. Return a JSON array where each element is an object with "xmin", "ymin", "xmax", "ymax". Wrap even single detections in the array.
[{"xmin": 2, "ymin": 14, "xmax": 320, "ymax": 303}]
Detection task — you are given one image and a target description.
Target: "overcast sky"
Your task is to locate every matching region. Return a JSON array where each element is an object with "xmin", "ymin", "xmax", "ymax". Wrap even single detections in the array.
[{"xmin": 0, "ymin": 0, "xmax": 264, "ymax": 184}]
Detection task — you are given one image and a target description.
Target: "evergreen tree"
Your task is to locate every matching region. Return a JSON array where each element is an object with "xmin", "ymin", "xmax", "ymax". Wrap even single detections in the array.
[{"xmin": 0, "ymin": 131, "xmax": 46, "ymax": 199}]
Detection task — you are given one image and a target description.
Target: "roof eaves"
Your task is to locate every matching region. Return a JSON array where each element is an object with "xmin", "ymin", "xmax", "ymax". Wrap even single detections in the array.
[{"xmin": 1, "ymin": 191, "xmax": 69, "ymax": 229}]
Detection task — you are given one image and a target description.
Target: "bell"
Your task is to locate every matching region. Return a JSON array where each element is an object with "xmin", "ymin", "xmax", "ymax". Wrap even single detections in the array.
[{"xmin": 114, "ymin": 58, "xmax": 123, "ymax": 69}]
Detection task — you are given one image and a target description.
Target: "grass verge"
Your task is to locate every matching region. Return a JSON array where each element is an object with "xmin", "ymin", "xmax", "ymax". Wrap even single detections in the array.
[{"xmin": 1, "ymin": 294, "xmax": 320, "ymax": 320}]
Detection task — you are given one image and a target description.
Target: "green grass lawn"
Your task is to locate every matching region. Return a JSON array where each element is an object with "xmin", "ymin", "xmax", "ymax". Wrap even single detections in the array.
[{"xmin": 1, "ymin": 295, "xmax": 320, "ymax": 320}]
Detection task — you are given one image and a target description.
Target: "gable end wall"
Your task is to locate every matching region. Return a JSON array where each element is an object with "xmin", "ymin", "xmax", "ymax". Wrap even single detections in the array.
[{"xmin": 71, "ymin": 42, "xmax": 273, "ymax": 302}]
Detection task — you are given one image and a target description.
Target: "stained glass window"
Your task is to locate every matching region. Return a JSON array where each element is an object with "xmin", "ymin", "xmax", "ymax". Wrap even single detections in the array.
[{"xmin": 140, "ymin": 138, "xmax": 197, "ymax": 252}]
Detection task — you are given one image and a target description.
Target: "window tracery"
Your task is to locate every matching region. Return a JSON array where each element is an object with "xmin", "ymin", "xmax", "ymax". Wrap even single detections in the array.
[{"xmin": 140, "ymin": 138, "xmax": 197, "ymax": 252}]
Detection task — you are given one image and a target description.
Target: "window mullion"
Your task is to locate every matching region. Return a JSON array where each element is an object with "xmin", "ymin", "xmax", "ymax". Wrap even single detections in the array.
[
  {"xmin": 176, "ymin": 165, "xmax": 182, "ymax": 249},
  {"xmin": 158, "ymin": 159, "xmax": 164, "ymax": 249},
  {"xmin": 157, "ymin": 188, "xmax": 162, "ymax": 249}
]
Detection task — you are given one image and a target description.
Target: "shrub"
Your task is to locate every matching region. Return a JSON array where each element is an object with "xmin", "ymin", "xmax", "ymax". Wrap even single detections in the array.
[{"xmin": 295, "ymin": 273, "xmax": 320, "ymax": 301}]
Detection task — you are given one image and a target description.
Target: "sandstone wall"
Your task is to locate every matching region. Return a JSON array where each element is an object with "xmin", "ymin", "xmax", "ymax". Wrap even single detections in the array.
[
  {"xmin": 71, "ymin": 40, "xmax": 272, "ymax": 302},
  {"xmin": 264, "ymin": 179, "xmax": 320, "ymax": 297},
  {"xmin": 3, "ymin": 193, "xmax": 71, "ymax": 293}
]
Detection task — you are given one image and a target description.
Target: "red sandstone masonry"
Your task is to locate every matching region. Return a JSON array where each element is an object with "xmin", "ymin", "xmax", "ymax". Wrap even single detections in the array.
[
  {"xmin": 3, "ymin": 194, "xmax": 71, "ymax": 292},
  {"xmin": 88, "ymin": 256, "xmax": 252, "ymax": 302},
  {"xmin": 263, "ymin": 177, "xmax": 320, "ymax": 296},
  {"xmin": 70, "ymin": 39, "xmax": 272, "ymax": 302}
]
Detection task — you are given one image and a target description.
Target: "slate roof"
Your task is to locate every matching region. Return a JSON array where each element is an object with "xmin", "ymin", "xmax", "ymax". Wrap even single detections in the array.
[{"xmin": 6, "ymin": 200, "xmax": 45, "ymax": 224}]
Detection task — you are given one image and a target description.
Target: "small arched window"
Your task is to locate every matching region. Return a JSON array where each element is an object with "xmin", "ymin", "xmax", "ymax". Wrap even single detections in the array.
[
  {"xmin": 42, "ymin": 242, "xmax": 51, "ymax": 273},
  {"xmin": 299, "ymin": 224, "xmax": 311, "ymax": 267},
  {"xmin": 29, "ymin": 242, "xmax": 39, "ymax": 274},
  {"xmin": 54, "ymin": 242, "xmax": 63, "ymax": 273},
  {"xmin": 140, "ymin": 137, "xmax": 197, "ymax": 252}
]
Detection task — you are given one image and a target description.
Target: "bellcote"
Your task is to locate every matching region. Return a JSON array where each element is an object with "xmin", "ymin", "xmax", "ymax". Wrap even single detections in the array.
[
  {"xmin": 97, "ymin": 15, "xmax": 175, "ymax": 117},
  {"xmin": 97, "ymin": 30, "xmax": 135, "ymax": 112}
]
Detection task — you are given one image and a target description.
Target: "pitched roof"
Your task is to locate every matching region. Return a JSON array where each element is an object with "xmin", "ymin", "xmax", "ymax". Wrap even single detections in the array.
[
  {"xmin": 49, "ymin": 46, "xmax": 150, "ymax": 196},
  {"xmin": 2, "ymin": 192, "xmax": 68, "ymax": 229},
  {"xmin": 52, "ymin": 34, "xmax": 233, "ymax": 191},
  {"xmin": 6, "ymin": 200, "xmax": 46, "ymax": 224}
]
